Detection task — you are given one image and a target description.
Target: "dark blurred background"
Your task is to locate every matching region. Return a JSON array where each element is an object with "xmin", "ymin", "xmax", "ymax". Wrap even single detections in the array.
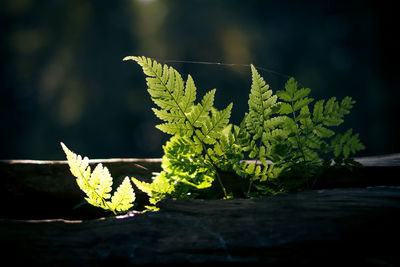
[{"xmin": 1, "ymin": 0, "xmax": 398, "ymax": 160}]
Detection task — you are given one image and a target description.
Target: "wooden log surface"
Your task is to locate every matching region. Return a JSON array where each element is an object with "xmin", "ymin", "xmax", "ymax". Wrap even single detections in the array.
[
  {"xmin": 0, "ymin": 158, "xmax": 162, "ymax": 219},
  {"xmin": 0, "ymin": 154, "xmax": 399, "ymax": 219},
  {"xmin": 1, "ymin": 187, "xmax": 400, "ymax": 265},
  {"xmin": 0, "ymin": 154, "xmax": 399, "ymax": 265}
]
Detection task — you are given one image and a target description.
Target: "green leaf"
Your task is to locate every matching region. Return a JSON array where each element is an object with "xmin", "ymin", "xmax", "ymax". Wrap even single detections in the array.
[
  {"xmin": 331, "ymin": 129, "xmax": 365, "ymax": 159},
  {"xmin": 279, "ymin": 102, "xmax": 293, "ymax": 115},
  {"xmin": 181, "ymin": 75, "xmax": 197, "ymax": 113},
  {"xmin": 198, "ymin": 103, "xmax": 233, "ymax": 143},
  {"xmin": 293, "ymin": 97, "xmax": 313, "ymax": 111},
  {"xmin": 61, "ymin": 142, "xmax": 135, "ymax": 214},
  {"xmin": 276, "ymin": 90, "xmax": 293, "ymax": 102},
  {"xmin": 293, "ymin": 88, "xmax": 311, "ymax": 101},
  {"xmin": 313, "ymin": 125, "xmax": 335, "ymax": 138},
  {"xmin": 284, "ymin": 77, "xmax": 298, "ymax": 98},
  {"xmin": 156, "ymin": 121, "xmax": 193, "ymax": 136},
  {"xmin": 313, "ymin": 100, "xmax": 324, "ymax": 123},
  {"xmin": 109, "ymin": 177, "xmax": 136, "ymax": 212},
  {"xmin": 88, "ymin": 163, "xmax": 113, "ymax": 200}
]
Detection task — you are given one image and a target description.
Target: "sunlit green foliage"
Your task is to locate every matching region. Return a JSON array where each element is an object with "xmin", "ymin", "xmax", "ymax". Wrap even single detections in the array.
[
  {"xmin": 123, "ymin": 56, "xmax": 233, "ymax": 144},
  {"xmin": 126, "ymin": 56, "xmax": 364, "ymax": 203},
  {"xmin": 61, "ymin": 142, "xmax": 136, "ymax": 214},
  {"xmin": 238, "ymin": 67, "xmax": 365, "ymax": 193},
  {"xmin": 124, "ymin": 56, "xmax": 237, "ymax": 201},
  {"xmin": 62, "ymin": 56, "xmax": 365, "ymax": 213},
  {"xmin": 131, "ymin": 136, "xmax": 215, "ymax": 207}
]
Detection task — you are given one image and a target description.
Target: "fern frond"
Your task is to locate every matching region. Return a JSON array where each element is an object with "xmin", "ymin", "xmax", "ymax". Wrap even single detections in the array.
[
  {"xmin": 109, "ymin": 177, "xmax": 136, "ymax": 212},
  {"xmin": 161, "ymin": 136, "xmax": 213, "ymax": 187},
  {"xmin": 127, "ymin": 56, "xmax": 231, "ymax": 147},
  {"xmin": 181, "ymin": 75, "xmax": 197, "ymax": 113},
  {"xmin": 331, "ymin": 129, "xmax": 365, "ymax": 159},
  {"xmin": 61, "ymin": 142, "xmax": 135, "ymax": 214},
  {"xmin": 187, "ymin": 89, "xmax": 216, "ymax": 127},
  {"xmin": 155, "ymin": 121, "xmax": 193, "ymax": 136},
  {"xmin": 84, "ymin": 163, "xmax": 113, "ymax": 209},
  {"xmin": 312, "ymin": 100, "xmax": 325, "ymax": 123},
  {"xmin": 196, "ymin": 103, "xmax": 233, "ymax": 144},
  {"xmin": 245, "ymin": 65, "xmax": 281, "ymax": 142},
  {"xmin": 238, "ymin": 65, "xmax": 287, "ymax": 190},
  {"xmin": 125, "ymin": 56, "xmax": 190, "ymax": 132},
  {"xmin": 61, "ymin": 142, "xmax": 91, "ymax": 185},
  {"xmin": 127, "ymin": 56, "xmax": 365, "ymax": 200},
  {"xmin": 132, "ymin": 173, "xmax": 174, "ymax": 206}
]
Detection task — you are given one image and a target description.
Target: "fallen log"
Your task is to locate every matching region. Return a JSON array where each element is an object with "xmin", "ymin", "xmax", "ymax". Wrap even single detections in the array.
[{"xmin": 0, "ymin": 154, "xmax": 399, "ymax": 265}]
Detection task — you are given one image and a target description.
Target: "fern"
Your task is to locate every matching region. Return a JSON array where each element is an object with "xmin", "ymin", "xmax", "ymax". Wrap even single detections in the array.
[
  {"xmin": 122, "ymin": 56, "xmax": 365, "ymax": 201},
  {"xmin": 234, "ymin": 65, "xmax": 287, "ymax": 195},
  {"xmin": 238, "ymin": 70, "xmax": 365, "ymax": 193},
  {"xmin": 124, "ymin": 56, "xmax": 236, "ymax": 198},
  {"xmin": 276, "ymin": 77, "xmax": 364, "ymax": 165},
  {"xmin": 61, "ymin": 142, "xmax": 135, "ymax": 214},
  {"xmin": 123, "ymin": 56, "xmax": 233, "ymax": 145},
  {"xmin": 61, "ymin": 56, "xmax": 366, "ymax": 214},
  {"xmin": 131, "ymin": 135, "xmax": 215, "ymax": 207}
]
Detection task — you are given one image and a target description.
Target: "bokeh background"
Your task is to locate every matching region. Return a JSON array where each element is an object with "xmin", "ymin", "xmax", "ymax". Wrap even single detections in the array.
[{"xmin": 1, "ymin": 0, "xmax": 398, "ymax": 160}]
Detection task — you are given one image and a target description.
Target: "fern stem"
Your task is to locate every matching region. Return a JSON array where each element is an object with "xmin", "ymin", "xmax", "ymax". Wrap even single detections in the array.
[
  {"xmin": 214, "ymin": 166, "xmax": 228, "ymax": 197},
  {"xmin": 246, "ymin": 161, "xmax": 257, "ymax": 197},
  {"xmin": 200, "ymin": 141, "xmax": 228, "ymax": 198},
  {"xmin": 290, "ymin": 101, "xmax": 307, "ymax": 163},
  {"xmin": 246, "ymin": 140, "xmax": 261, "ymax": 197}
]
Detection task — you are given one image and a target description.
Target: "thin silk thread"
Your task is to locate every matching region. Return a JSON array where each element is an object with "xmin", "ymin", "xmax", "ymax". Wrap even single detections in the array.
[{"xmin": 150, "ymin": 58, "xmax": 304, "ymax": 87}]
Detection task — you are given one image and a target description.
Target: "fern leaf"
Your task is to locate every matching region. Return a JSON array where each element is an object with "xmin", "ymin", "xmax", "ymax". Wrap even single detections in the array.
[
  {"xmin": 331, "ymin": 129, "xmax": 365, "ymax": 158},
  {"xmin": 61, "ymin": 142, "xmax": 135, "ymax": 214},
  {"xmin": 324, "ymin": 97, "xmax": 338, "ymax": 119},
  {"xmin": 156, "ymin": 121, "xmax": 193, "ymax": 136},
  {"xmin": 187, "ymin": 89, "xmax": 216, "ymax": 126},
  {"xmin": 339, "ymin": 97, "xmax": 355, "ymax": 115},
  {"xmin": 313, "ymin": 100, "xmax": 325, "ymax": 123},
  {"xmin": 126, "ymin": 56, "xmax": 189, "ymax": 127},
  {"xmin": 276, "ymin": 90, "xmax": 292, "ymax": 102},
  {"xmin": 197, "ymin": 103, "xmax": 233, "ymax": 144},
  {"xmin": 132, "ymin": 173, "xmax": 175, "ymax": 205},
  {"xmin": 293, "ymin": 97, "xmax": 314, "ymax": 112},
  {"xmin": 181, "ymin": 74, "xmax": 197, "ymax": 113},
  {"xmin": 313, "ymin": 124, "xmax": 335, "ymax": 138},
  {"xmin": 86, "ymin": 163, "xmax": 113, "ymax": 206},
  {"xmin": 127, "ymin": 56, "xmax": 231, "ymax": 156},
  {"xmin": 109, "ymin": 176, "xmax": 136, "ymax": 212},
  {"xmin": 279, "ymin": 102, "xmax": 293, "ymax": 115},
  {"xmin": 152, "ymin": 108, "xmax": 185, "ymax": 123},
  {"xmin": 61, "ymin": 142, "xmax": 90, "ymax": 183},
  {"xmin": 246, "ymin": 65, "xmax": 279, "ymax": 137},
  {"xmin": 277, "ymin": 77, "xmax": 298, "ymax": 101},
  {"xmin": 293, "ymin": 87, "xmax": 311, "ymax": 101}
]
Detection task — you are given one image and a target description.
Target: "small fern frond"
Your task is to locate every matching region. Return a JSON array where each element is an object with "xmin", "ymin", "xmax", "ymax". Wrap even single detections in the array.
[
  {"xmin": 187, "ymin": 89, "xmax": 216, "ymax": 127},
  {"xmin": 331, "ymin": 129, "xmax": 365, "ymax": 159},
  {"xmin": 61, "ymin": 142, "xmax": 90, "ymax": 185},
  {"xmin": 109, "ymin": 177, "xmax": 136, "ymax": 212},
  {"xmin": 181, "ymin": 75, "xmax": 197, "ymax": 113},
  {"xmin": 196, "ymin": 103, "xmax": 233, "ymax": 145},
  {"xmin": 125, "ymin": 56, "xmax": 189, "ymax": 130},
  {"xmin": 83, "ymin": 163, "xmax": 114, "ymax": 209},
  {"xmin": 132, "ymin": 174, "xmax": 171, "ymax": 206},
  {"xmin": 155, "ymin": 121, "xmax": 193, "ymax": 136},
  {"xmin": 61, "ymin": 142, "xmax": 135, "ymax": 214}
]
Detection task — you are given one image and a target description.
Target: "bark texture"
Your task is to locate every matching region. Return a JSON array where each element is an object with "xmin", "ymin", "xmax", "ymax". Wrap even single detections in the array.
[{"xmin": 0, "ymin": 154, "xmax": 399, "ymax": 265}]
